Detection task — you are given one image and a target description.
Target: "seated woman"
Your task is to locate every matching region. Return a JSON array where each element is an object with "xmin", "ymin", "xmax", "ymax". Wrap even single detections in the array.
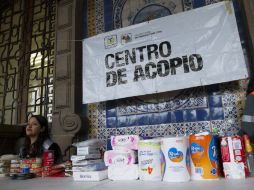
[{"xmin": 19, "ymin": 115, "xmax": 62, "ymax": 164}]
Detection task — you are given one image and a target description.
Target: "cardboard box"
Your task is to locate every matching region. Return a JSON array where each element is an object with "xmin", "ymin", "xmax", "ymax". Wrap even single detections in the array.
[
  {"xmin": 77, "ymin": 146, "xmax": 100, "ymax": 156},
  {"xmin": 71, "ymin": 154, "xmax": 101, "ymax": 162},
  {"xmin": 73, "ymin": 170, "xmax": 108, "ymax": 181}
]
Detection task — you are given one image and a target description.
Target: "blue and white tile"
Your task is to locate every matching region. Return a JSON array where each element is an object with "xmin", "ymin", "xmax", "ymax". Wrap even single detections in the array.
[
  {"xmin": 148, "ymin": 125, "xmax": 166, "ymax": 137},
  {"xmin": 184, "ymin": 121, "xmax": 209, "ymax": 134},
  {"xmin": 97, "ymin": 128, "xmax": 107, "ymax": 141},
  {"xmin": 116, "ymin": 127, "xmax": 128, "ymax": 135},
  {"xmin": 161, "ymin": 124, "xmax": 173, "ymax": 136},
  {"xmin": 138, "ymin": 125, "xmax": 153, "ymax": 138},
  {"xmin": 136, "ymin": 103, "xmax": 148, "ymax": 114},
  {"xmin": 187, "ymin": 96, "xmax": 208, "ymax": 109},
  {"xmin": 222, "ymin": 94, "xmax": 236, "ymax": 107},
  {"xmin": 171, "ymin": 123, "xmax": 186, "ymax": 136},
  {"xmin": 106, "ymin": 128, "xmax": 117, "ymax": 137},
  {"xmin": 223, "ymin": 106, "xmax": 237, "ymax": 120},
  {"xmin": 126, "ymin": 126, "xmax": 139, "ymax": 135},
  {"xmin": 147, "ymin": 103, "xmax": 159, "ymax": 113},
  {"xmin": 210, "ymin": 120, "xmax": 226, "ymax": 134},
  {"xmin": 117, "ymin": 104, "xmax": 137, "ymax": 116},
  {"xmin": 198, "ymin": 121, "xmax": 211, "ymax": 132},
  {"xmin": 185, "ymin": 122, "xmax": 199, "ymax": 135}
]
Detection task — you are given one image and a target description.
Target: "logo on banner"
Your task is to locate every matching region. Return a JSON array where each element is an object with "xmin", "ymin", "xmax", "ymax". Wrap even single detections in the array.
[
  {"xmin": 121, "ymin": 33, "xmax": 132, "ymax": 44},
  {"xmin": 104, "ymin": 35, "xmax": 117, "ymax": 49}
]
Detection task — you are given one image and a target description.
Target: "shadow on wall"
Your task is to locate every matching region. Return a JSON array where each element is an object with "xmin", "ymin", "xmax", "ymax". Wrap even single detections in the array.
[{"xmin": 0, "ymin": 124, "xmax": 26, "ymax": 155}]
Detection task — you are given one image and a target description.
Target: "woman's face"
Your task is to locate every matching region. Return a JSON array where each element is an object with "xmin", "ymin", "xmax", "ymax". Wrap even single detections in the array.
[{"xmin": 26, "ymin": 117, "xmax": 43, "ymax": 137}]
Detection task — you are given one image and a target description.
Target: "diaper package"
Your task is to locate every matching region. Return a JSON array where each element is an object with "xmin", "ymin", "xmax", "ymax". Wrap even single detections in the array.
[
  {"xmin": 111, "ymin": 135, "xmax": 139, "ymax": 150},
  {"xmin": 108, "ymin": 164, "xmax": 138, "ymax": 180},
  {"xmin": 104, "ymin": 148, "xmax": 137, "ymax": 166}
]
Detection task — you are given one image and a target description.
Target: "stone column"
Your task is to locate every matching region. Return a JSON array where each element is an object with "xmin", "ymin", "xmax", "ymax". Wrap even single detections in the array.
[{"xmin": 52, "ymin": 0, "xmax": 84, "ymax": 160}]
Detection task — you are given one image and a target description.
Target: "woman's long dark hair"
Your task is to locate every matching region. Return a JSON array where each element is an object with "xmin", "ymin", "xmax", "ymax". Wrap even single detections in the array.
[{"xmin": 24, "ymin": 115, "xmax": 50, "ymax": 158}]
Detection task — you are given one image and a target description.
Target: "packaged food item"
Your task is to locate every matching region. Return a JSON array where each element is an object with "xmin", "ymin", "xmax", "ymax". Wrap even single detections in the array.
[
  {"xmin": 10, "ymin": 160, "xmax": 21, "ymax": 174},
  {"xmin": 44, "ymin": 150, "xmax": 54, "ymax": 166},
  {"xmin": 220, "ymin": 136, "xmax": 248, "ymax": 179}
]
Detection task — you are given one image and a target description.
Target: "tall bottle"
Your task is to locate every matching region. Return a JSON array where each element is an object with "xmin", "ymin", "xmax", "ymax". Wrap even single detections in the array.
[{"xmin": 243, "ymin": 134, "xmax": 254, "ymax": 177}]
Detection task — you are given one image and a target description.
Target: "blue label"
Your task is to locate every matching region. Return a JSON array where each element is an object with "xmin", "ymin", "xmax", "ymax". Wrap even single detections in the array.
[
  {"xmin": 209, "ymin": 135, "xmax": 218, "ymax": 161},
  {"xmin": 211, "ymin": 168, "xmax": 217, "ymax": 175},
  {"xmin": 21, "ymin": 167, "xmax": 30, "ymax": 174},
  {"xmin": 209, "ymin": 135, "xmax": 219, "ymax": 172},
  {"xmin": 168, "ymin": 147, "xmax": 183, "ymax": 162},
  {"xmin": 186, "ymin": 147, "xmax": 190, "ymax": 167},
  {"xmin": 190, "ymin": 142, "xmax": 204, "ymax": 154}
]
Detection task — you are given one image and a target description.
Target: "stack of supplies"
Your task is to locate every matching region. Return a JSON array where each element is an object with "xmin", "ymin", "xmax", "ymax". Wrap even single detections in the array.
[
  {"xmin": 42, "ymin": 163, "xmax": 66, "ymax": 177},
  {"xmin": 0, "ymin": 155, "xmax": 17, "ymax": 177},
  {"xmin": 20, "ymin": 159, "xmax": 32, "ymax": 174},
  {"xmin": 42, "ymin": 150, "xmax": 65, "ymax": 177},
  {"xmin": 0, "ymin": 160, "xmax": 10, "ymax": 177},
  {"xmin": 10, "ymin": 158, "xmax": 43, "ymax": 178},
  {"xmin": 64, "ymin": 161, "xmax": 73, "ymax": 177},
  {"xmin": 72, "ymin": 139, "xmax": 107, "ymax": 181},
  {"xmin": 10, "ymin": 159, "xmax": 20, "ymax": 175},
  {"xmin": 220, "ymin": 136, "xmax": 248, "ymax": 179},
  {"xmin": 27, "ymin": 158, "xmax": 42, "ymax": 176},
  {"xmin": 105, "ymin": 135, "xmax": 139, "ymax": 180}
]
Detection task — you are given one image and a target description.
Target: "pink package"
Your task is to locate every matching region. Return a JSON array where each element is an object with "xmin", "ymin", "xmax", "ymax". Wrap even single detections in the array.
[
  {"xmin": 111, "ymin": 135, "xmax": 139, "ymax": 150},
  {"xmin": 104, "ymin": 149, "xmax": 137, "ymax": 166}
]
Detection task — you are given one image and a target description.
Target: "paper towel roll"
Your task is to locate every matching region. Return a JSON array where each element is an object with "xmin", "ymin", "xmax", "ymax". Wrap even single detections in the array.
[
  {"xmin": 108, "ymin": 164, "xmax": 139, "ymax": 180},
  {"xmin": 161, "ymin": 136, "xmax": 190, "ymax": 182},
  {"xmin": 138, "ymin": 139, "xmax": 162, "ymax": 181},
  {"xmin": 189, "ymin": 133, "xmax": 220, "ymax": 180}
]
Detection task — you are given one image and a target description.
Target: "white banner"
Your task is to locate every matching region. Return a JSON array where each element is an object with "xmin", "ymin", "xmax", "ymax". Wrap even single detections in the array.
[{"xmin": 82, "ymin": 1, "xmax": 248, "ymax": 104}]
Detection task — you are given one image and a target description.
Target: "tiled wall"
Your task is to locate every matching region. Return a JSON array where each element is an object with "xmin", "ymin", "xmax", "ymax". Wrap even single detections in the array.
[{"xmin": 83, "ymin": 0, "xmax": 249, "ymax": 149}]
